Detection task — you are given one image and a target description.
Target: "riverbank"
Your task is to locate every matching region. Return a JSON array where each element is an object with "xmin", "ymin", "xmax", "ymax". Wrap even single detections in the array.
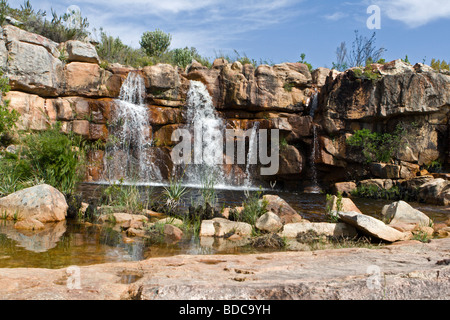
[{"xmin": 1, "ymin": 237, "xmax": 448, "ymax": 300}]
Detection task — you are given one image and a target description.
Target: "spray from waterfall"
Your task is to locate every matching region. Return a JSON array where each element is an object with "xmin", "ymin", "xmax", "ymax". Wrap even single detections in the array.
[{"xmin": 103, "ymin": 72, "xmax": 161, "ymax": 182}]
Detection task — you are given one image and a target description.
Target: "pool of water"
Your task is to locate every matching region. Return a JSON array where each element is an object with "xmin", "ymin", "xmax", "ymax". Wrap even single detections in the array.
[{"xmin": 0, "ymin": 183, "xmax": 448, "ymax": 269}]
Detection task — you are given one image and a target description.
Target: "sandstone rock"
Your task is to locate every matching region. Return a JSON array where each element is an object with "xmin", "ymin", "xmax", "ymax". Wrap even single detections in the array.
[
  {"xmin": 382, "ymin": 201, "xmax": 432, "ymax": 226},
  {"xmin": 338, "ymin": 211, "xmax": 407, "ymax": 242},
  {"xmin": 380, "ymin": 59, "xmax": 415, "ymax": 76},
  {"xmin": 255, "ymin": 212, "xmax": 283, "ymax": 233},
  {"xmin": 359, "ymin": 179, "xmax": 394, "ymax": 191},
  {"xmin": 4, "ymin": 31, "xmax": 62, "ymax": 96},
  {"xmin": 199, "ymin": 220, "xmax": 215, "ymax": 237},
  {"xmin": 64, "ymin": 40, "xmax": 100, "ymax": 64},
  {"xmin": 127, "ymin": 228, "xmax": 146, "ymax": 237},
  {"xmin": 286, "ymin": 115, "xmax": 312, "ymax": 141},
  {"xmin": 280, "ymin": 222, "xmax": 357, "ymax": 238},
  {"xmin": 413, "ymin": 226, "xmax": 434, "ymax": 237},
  {"xmin": 263, "ymin": 195, "xmax": 303, "ymax": 224},
  {"xmin": 143, "ymin": 63, "xmax": 180, "ymax": 90},
  {"xmin": 164, "ymin": 224, "xmax": 183, "ymax": 240},
  {"xmin": 213, "ymin": 218, "xmax": 252, "ymax": 237},
  {"xmin": 312, "ymin": 67, "xmax": 331, "ymax": 87},
  {"xmin": 418, "ymin": 178, "xmax": 450, "ymax": 205},
  {"xmin": 389, "ymin": 222, "xmax": 418, "ymax": 233},
  {"xmin": 63, "ymin": 62, "xmax": 112, "ymax": 97},
  {"xmin": 72, "ymin": 120, "xmax": 90, "ymax": 137},
  {"xmin": 14, "ymin": 218, "xmax": 45, "ymax": 231},
  {"xmin": 277, "ymin": 145, "xmax": 303, "ymax": 177},
  {"xmin": 0, "ymin": 184, "xmax": 68, "ymax": 223},
  {"xmin": 333, "ymin": 182, "xmax": 357, "ymax": 196},
  {"xmin": 5, "ymin": 91, "xmax": 55, "ymax": 131},
  {"xmin": 326, "ymin": 195, "xmax": 362, "ymax": 214},
  {"xmin": 157, "ymin": 217, "xmax": 183, "ymax": 227}
]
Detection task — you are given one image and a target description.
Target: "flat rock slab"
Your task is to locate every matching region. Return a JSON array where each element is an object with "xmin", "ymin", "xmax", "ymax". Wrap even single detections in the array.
[
  {"xmin": 0, "ymin": 238, "xmax": 449, "ymax": 300},
  {"xmin": 339, "ymin": 211, "xmax": 407, "ymax": 242}
]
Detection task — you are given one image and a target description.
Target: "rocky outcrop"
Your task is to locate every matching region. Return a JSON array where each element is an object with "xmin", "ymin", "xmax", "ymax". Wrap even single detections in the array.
[
  {"xmin": 0, "ymin": 184, "xmax": 68, "ymax": 223},
  {"xmin": 280, "ymin": 222, "xmax": 357, "ymax": 238},
  {"xmin": 382, "ymin": 201, "xmax": 432, "ymax": 226}
]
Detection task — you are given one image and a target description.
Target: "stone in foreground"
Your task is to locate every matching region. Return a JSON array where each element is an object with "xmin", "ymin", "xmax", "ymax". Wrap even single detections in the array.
[
  {"xmin": 382, "ymin": 201, "xmax": 432, "ymax": 226},
  {"xmin": 339, "ymin": 211, "xmax": 407, "ymax": 242},
  {"xmin": 255, "ymin": 212, "xmax": 283, "ymax": 233},
  {"xmin": 0, "ymin": 184, "xmax": 68, "ymax": 223},
  {"xmin": 213, "ymin": 218, "xmax": 253, "ymax": 237},
  {"xmin": 263, "ymin": 195, "xmax": 303, "ymax": 224},
  {"xmin": 280, "ymin": 222, "xmax": 358, "ymax": 238}
]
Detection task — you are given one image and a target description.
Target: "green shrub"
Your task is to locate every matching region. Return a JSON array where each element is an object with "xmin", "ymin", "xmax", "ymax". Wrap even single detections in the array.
[
  {"xmin": 298, "ymin": 53, "xmax": 313, "ymax": 72},
  {"xmin": 229, "ymin": 189, "xmax": 268, "ymax": 227},
  {"xmin": 140, "ymin": 29, "xmax": 172, "ymax": 58},
  {"xmin": 0, "ymin": 72, "xmax": 19, "ymax": 145},
  {"xmin": 352, "ymin": 66, "xmax": 381, "ymax": 81},
  {"xmin": 430, "ymin": 59, "xmax": 449, "ymax": 71}
]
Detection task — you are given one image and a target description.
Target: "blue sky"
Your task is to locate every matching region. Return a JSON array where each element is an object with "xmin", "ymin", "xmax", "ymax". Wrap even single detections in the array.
[{"xmin": 8, "ymin": 0, "xmax": 450, "ymax": 68}]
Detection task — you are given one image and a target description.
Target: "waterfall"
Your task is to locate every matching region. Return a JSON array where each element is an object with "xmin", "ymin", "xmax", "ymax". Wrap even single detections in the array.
[
  {"xmin": 184, "ymin": 80, "xmax": 225, "ymax": 186},
  {"xmin": 308, "ymin": 90, "xmax": 320, "ymax": 193},
  {"xmin": 103, "ymin": 72, "xmax": 161, "ymax": 182},
  {"xmin": 243, "ymin": 122, "xmax": 259, "ymax": 187}
]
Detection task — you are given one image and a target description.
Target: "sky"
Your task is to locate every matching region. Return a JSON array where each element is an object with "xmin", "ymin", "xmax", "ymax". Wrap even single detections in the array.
[{"xmin": 8, "ymin": 0, "xmax": 450, "ymax": 68}]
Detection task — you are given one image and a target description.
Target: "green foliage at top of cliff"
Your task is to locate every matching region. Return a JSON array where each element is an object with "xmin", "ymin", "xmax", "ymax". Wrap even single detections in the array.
[
  {"xmin": 431, "ymin": 59, "xmax": 450, "ymax": 71},
  {"xmin": 0, "ymin": 0, "xmax": 90, "ymax": 43}
]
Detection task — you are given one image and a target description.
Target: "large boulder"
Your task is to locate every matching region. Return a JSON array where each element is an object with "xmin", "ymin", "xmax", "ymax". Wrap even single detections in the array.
[
  {"xmin": 63, "ymin": 62, "xmax": 113, "ymax": 97},
  {"xmin": 338, "ymin": 211, "xmax": 407, "ymax": 242},
  {"xmin": 3, "ymin": 25, "xmax": 62, "ymax": 96},
  {"xmin": 382, "ymin": 201, "xmax": 432, "ymax": 226},
  {"xmin": 263, "ymin": 195, "xmax": 303, "ymax": 224},
  {"xmin": 212, "ymin": 218, "xmax": 253, "ymax": 237},
  {"xmin": 64, "ymin": 40, "xmax": 100, "ymax": 64},
  {"xmin": 0, "ymin": 184, "xmax": 68, "ymax": 223},
  {"xmin": 418, "ymin": 178, "xmax": 450, "ymax": 205},
  {"xmin": 255, "ymin": 211, "xmax": 283, "ymax": 233}
]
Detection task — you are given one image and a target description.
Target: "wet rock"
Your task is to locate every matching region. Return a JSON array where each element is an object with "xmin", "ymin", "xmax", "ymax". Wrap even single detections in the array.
[
  {"xmin": 263, "ymin": 195, "xmax": 303, "ymax": 224},
  {"xmin": 255, "ymin": 212, "xmax": 283, "ymax": 233},
  {"xmin": 382, "ymin": 201, "xmax": 432, "ymax": 226},
  {"xmin": 280, "ymin": 222, "xmax": 357, "ymax": 238},
  {"xmin": 164, "ymin": 224, "xmax": 183, "ymax": 240},
  {"xmin": 0, "ymin": 184, "xmax": 68, "ymax": 223},
  {"xmin": 338, "ymin": 211, "xmax": 407, "ymax": 242}
]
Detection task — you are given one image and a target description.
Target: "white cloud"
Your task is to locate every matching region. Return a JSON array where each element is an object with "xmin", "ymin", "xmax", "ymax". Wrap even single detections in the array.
[
  {"xmin": 374, "ymin": 0, "xmax": 450, "ymax": 27},
  {"xmin": 324, "ymin": 12, "xmax": 348, "ymax": 21}
]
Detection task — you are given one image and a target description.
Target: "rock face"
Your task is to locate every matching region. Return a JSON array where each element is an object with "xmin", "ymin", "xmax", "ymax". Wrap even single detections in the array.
[
  {"xmin": 382, "ymin": 201, "xmax": 432, "ymax": 226},
  {"xmin": 338, "ymin": 211, "xmax": 407, "ymax": 242},
  {"xmin": 0, "ymin": 184, "xmax": 68, "ymax": 223},
  {"xmin": 1, "ymin": 24, "xmax": 448, "ymax": 199}
]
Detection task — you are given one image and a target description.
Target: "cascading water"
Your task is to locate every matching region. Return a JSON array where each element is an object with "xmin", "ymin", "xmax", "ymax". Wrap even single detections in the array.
[
  {"xmin": 243, "ymin": 122, "xmax": 260, "ymax": 187},
  {"xmin": 103, "ymin": 72, "xmax": 161, "ymax": 182},
  {"xmin": 308, "ymin": 89, "xmax": 321, "ymax": 193},
  {"xmin": 183, "ymin": 80, "xmax": 226, "ymax": 186}
]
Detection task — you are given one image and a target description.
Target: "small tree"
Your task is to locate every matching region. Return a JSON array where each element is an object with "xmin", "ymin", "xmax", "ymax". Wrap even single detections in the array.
[
  {"xmin": 140, "ymin": 29, "xmax": 172, "ymax": 57},
  {"xmin": 347, "ymin": 30, "xmax": 385, "ymax": 68},
  {"xmin": 0, "ymin": 73, "xmax": 19, "ymax": 145}
]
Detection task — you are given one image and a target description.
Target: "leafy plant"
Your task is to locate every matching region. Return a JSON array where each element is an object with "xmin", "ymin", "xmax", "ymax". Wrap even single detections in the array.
[
  {"xmin": 162, "ymin": 176, "xmax": 188, "ymax": 215},
  {"xmin": 298, "ymin": 53, "xmax": 313, "ymax": 72},
  {"xmin": 140, "ymin": 29, "xmax": 172, "ymax": 58},
  {"xmin": 430, "ymin": 58, "xmax": 449, "ymax": 71},
  {"xmin": 229, "ymin": 188, "xmax": 268, "ymax": 227},
  {"xmin": 0, "ymin": 72, "xmax": 19, "ymax": 145}
]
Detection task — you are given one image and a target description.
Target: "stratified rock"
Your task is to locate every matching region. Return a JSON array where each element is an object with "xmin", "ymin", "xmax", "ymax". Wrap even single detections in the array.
[
  {"xmin": 263, "ymin": 195, "xmax": 303, "ymax": 224},
  {"xmin": 0, "ymin": 184, "xmax": 68, "ymax": 223},
  {"xmin": 382, "ymin": 201, "xmax": 432, "ymax": 226},
  {"xmin": 255, "ymin": 212, "xmax": 283, "ymax": 233},
  {"xmin": 63, "ymin": 62, "xmax": 113, "ymax": 97},
  {"xmin": 280, "ymin": 222, "xmax": 357, "ymax": 238},
  {"xmin": 339, "ymin": 211, "xmax": 407, "ymax": 242},
  {"xmin": 64, "ymin": 40, "xmax": 100, "ymax": 64}
]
